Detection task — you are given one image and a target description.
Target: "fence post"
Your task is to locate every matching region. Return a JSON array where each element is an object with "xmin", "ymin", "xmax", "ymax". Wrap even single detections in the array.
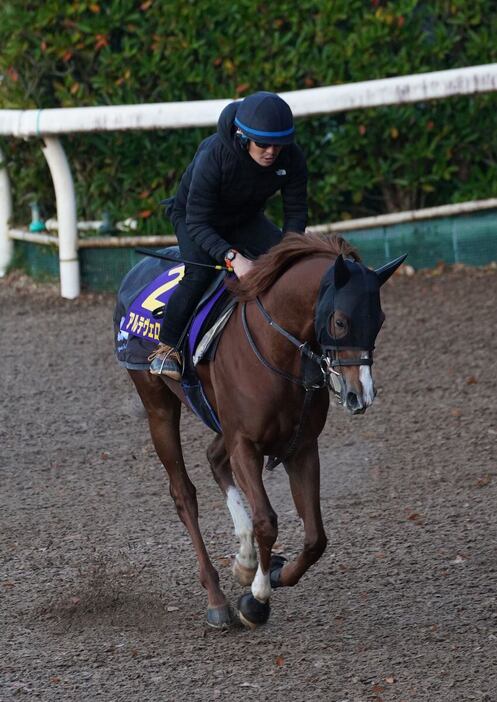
[
  {"xmin": 41, "ymin": 136, "xmax": 80, "ymax": 298},
  {"xmin": 0, "ymin": 146, "xmax": 13, "ymax": 277}
]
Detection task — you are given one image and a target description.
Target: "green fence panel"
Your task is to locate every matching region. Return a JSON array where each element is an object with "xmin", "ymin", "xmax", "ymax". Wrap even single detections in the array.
[
  {"xmin": 13, "ymin": 240, "xmax": 59, "ymax": 280},
  {"xmin": 79, "ymin": 247, "xmax": 146, "ymax": 293},
  {"xmin": 346, "ymin": 210, "xmax": 497, "ymax": 269}
]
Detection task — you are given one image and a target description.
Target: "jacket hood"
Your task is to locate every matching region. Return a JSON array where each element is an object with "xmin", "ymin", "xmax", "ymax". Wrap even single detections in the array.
[{"xmin": 217, "ymin": 101, "xmax": 240, "ymax": 154}]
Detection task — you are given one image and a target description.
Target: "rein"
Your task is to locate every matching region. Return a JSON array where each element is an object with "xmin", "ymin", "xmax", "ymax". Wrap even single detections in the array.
[
  {"xmin": 242, "ymin": 297, "xmax": 328, "ymax": 391},
  {"xmin": 242, "ymin": 297, "xmax": 326, "ymax": 470},
  {"xmin": 243, "ymin": 296, "xmax": 373, "ymax": 388},
  {"xmin": 241, "ymin": 295, "xmax": 374, "ymax": 469}
]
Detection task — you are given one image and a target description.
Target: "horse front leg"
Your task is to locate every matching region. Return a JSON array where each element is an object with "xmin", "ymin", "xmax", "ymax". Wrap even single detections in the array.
[
  {"xmin": 206, "ymin": 436, "xmax": 257, "ymax": 586},
  {"xmin": 275, "ymin": 439, "xmax": 328, "ymax": 588},
  {"xmin": 229, "ymin": 438, "xmax": 277, "ymax": 629},
  {"xmin": 129, "ymin": 371, "xmax": 232, "ymax": 629}
]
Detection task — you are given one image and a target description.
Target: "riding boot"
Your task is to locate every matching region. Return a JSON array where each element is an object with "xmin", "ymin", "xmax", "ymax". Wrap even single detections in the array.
[{"xmin": 148, "ymin": 343, "xmax": 183, "ymax": 381}]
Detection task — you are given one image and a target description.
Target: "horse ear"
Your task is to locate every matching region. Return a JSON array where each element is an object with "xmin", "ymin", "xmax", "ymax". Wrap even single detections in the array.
[
  {"xmin": 375, "ymin": 253, "xmax": 408, "ymax": 287},
  {"xmin": 334, "ymin": 254, "xmax": 351, "ymax": 289}
]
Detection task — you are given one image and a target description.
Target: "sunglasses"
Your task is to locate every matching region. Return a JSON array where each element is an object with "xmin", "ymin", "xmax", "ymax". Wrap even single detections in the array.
[{"xmin": 253, "ymin": 141, "xmax": 283, "ymax": 150}]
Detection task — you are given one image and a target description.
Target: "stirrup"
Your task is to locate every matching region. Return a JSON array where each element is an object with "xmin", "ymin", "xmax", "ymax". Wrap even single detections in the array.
[{"xmin": 148, "ymin": 344, "xmax": 182, "ymax": 380}]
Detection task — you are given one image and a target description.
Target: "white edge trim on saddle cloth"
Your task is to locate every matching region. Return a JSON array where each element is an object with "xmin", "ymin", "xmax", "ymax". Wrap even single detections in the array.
[{"xmin": 192, "ymin": 304, "xmax": 236, "ymax": 366}]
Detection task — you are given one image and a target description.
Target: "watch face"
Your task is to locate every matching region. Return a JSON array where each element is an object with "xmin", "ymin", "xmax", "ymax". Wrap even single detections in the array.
[{"xmin": 225, "ymin": 250, "xmax": 236, "ymax": 261}]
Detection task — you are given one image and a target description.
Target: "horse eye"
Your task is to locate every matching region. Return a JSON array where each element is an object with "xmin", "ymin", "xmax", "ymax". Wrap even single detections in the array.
[{"xmin": 330, "ymin": 314, "xmax": 348, "ymax": 338}]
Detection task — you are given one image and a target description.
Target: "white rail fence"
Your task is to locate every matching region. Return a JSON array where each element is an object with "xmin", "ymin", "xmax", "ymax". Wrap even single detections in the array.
[{"xmin": 1, "ymin": 63, "xmax": 497, "ymax": 297}]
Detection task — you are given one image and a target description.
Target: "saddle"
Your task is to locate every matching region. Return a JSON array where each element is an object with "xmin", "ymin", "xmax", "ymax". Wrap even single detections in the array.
[{"xmin": 114, "ymin": 247, "xmax": 235, "ymax": 432}]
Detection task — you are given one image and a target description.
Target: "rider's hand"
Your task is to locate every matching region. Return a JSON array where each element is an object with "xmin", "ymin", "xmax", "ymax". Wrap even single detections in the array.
[{"xmin": 231, "ymin": 254, "xmax": 254, "ymax": 279}]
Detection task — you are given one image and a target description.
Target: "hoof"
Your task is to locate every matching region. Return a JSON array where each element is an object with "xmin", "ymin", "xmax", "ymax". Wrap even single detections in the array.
[
  {"xmin": 232, "ymin": 557, "xmax": 257, "ymax": 586},
  {"xmin": 270, "ymin": 554, "xmax": 287, "ymax": 589},
  {"xmin": 237, "ymin": 592, "xmax": 270, "ymax": 630},
  {"xmin": 207, "ymin": 604, "xmax": 233, "ymax": 629}
]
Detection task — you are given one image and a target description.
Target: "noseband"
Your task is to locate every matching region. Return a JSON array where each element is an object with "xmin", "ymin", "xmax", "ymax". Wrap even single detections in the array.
[{"xmin": 323, "ymin": 350, "xmax": 373, "ymax": 401}]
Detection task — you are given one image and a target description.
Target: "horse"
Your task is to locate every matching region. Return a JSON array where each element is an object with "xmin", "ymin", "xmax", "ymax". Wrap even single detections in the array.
[{"xmin": 120, "ymin": 232, "xmax": 405, "ymax": 629}]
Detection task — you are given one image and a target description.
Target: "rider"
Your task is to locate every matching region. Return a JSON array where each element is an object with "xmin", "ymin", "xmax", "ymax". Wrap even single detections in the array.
[{"xmin": 148, "ymin": 91, "xmax": 308, "ymax": 380}]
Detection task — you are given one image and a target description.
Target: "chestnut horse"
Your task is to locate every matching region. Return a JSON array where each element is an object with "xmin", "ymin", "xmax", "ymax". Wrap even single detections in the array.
[{"xmin": 125, "ymin": 233, "xmax": 405, "ymax": 629}]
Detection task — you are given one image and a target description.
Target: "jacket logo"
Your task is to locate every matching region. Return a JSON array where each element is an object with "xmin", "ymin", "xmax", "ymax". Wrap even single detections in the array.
[{"xmin": 276, "ymin": 169, "xmax": 286, "ymax": 176}]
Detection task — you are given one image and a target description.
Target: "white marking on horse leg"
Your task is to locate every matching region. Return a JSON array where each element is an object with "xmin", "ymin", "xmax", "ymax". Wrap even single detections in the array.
[
  {"xmin": 251, "ymin": 565, "xmax": 271, "ymax": 603},
  {"xmin": 359, "ymin": 363, "xmax": 375, "ymax": 406},
  {"xmin": 226, "ymin": 486, "xmax": 257, "ymax": 569}
]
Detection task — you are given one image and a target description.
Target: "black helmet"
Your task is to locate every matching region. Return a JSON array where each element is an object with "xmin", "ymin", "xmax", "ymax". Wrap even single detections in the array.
[{"xmin": 234, "ymin": 91, "xmax": 295, "ymax": 146}]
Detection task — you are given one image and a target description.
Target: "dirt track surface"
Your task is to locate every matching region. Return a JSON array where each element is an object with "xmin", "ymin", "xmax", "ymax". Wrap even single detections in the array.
[{"xmin": 1, "ymin": 265, "xmax": 497, "ymax": 702}]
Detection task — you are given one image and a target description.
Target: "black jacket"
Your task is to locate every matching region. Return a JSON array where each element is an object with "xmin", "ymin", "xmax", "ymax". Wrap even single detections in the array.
[{"xmin": 170, "ymin": 101, "xmax": 308, "ymax": 263}]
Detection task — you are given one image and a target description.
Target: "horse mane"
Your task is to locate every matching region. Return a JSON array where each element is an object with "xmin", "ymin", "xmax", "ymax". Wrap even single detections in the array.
[{"xmin": 226, "ymin": 232, "xmax": 360, "ymax": 301}]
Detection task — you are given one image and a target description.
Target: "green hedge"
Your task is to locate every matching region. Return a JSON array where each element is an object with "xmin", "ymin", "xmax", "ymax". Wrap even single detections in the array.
[{"xmin": 1, "ymin": 0, "xmax": 497, "ymax": 231}]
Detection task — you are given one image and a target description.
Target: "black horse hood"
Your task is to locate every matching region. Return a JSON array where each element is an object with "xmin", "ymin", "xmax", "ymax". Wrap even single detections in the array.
[
  {"xmin": 315, "ymin": 254, "xmax": 407, "ymax": 352},
  {"xmin": 315, "ymin": 257, "xmax": 383, "ymax": 351}
]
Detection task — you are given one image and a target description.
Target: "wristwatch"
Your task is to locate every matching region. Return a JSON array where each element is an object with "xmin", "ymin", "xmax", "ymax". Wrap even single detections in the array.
[{"xmin": 224, "ymin": 249, "xmax": 238, "ymax": 269}]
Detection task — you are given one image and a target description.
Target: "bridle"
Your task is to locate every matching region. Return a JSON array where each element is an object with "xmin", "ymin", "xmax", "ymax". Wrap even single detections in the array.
[
  {"xmin": 241, "ymin": 296, "xmax": 374, "ymax": 470},
  {"xmin": 242, "ymin": 296, "xmax": 373, "ymax": 398},
  {"xmin": 242, "ymin": 297, "xmax": 328, "ymax": 391}
]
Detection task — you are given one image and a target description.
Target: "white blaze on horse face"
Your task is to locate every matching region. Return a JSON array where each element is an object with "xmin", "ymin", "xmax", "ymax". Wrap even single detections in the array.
[
  {"xmin": 251, "ymin": 565, "xmax": 272, "ymax": 603},
  {"xmin": 359, "ymin": 356, "xmax": 375, "ymax": 406},
  {"xmin": 226, "ymin": 487, "xmax": 257, "ymax": 569}
]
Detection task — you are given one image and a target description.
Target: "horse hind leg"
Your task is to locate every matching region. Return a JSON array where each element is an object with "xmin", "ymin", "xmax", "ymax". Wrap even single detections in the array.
[
  {"xmin": 129, "ymin": 371, "xmax": 232, "ymax": 629},
  {"xmin": 274, "ymin": 440, "xmax": 328, "ymax": 589},
  {"xmin": 207, "ymin": 436, "xmax": 257, "ymax": 586}
]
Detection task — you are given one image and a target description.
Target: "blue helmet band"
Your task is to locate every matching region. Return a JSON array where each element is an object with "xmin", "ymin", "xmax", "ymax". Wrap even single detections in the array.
[{"xmin": 234, "ymin": 117, "xmax": 295, "ymax": 139}]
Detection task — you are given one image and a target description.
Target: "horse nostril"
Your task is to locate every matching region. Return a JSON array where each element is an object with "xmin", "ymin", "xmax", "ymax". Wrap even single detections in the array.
[
  {"xmin": 346, "ymin": 391, "xmax": 359, "ymax": 409},
  {"xmin": 347, "ymin": 391, "xmax": 366, "ymax": 414}
]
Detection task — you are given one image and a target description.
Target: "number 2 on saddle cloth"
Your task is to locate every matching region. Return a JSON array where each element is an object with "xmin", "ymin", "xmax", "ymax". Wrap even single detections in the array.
[{"xmin": 115, "ymin": 249, "xmax": 235, "ymax": 432}]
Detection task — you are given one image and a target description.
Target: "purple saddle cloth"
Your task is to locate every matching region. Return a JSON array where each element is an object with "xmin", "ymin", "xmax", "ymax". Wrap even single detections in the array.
[{"xmin": 114, "ymin": 248, "xmax": 232, "ymax": 432}]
